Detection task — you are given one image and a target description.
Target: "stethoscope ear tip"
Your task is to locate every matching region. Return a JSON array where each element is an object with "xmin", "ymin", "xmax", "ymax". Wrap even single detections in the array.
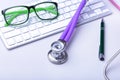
[{"xmin": 48, "ymin": 50, "xmax": 68, "ymax": 65}]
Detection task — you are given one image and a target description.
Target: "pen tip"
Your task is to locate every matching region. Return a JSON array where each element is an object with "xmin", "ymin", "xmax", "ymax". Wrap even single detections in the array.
[
  {"xmin": 100, "ymin": 57, "xmax": 104, "ymax": 61},
  {"xmin": 99, "ymin": 53, "xmax": 105, "ymax": 61}
]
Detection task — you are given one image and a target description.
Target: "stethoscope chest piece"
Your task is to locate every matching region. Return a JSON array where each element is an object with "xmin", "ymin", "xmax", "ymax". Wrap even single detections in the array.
[
  {"xmin": 48, "ymin": 50, "xmax": 68, "ymax": 64},
  {"xmin": 48, "ymin": 40, "xmax": 68, "ymax": 64}
]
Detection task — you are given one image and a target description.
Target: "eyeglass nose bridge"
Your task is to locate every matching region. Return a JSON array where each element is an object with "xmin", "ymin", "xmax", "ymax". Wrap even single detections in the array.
[
  {"xmin": 26, "ymin": 6, "xmax": 40, "ymax": 20},
  {"xmin": 27, "ymin": 6, "xmax": 36, "ymax": 13}
]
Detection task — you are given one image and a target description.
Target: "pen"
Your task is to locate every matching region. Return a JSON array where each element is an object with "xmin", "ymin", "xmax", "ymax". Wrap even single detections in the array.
[{"xmin": 99, "ymin": 19, "xmax": 105, "ymax": 61}]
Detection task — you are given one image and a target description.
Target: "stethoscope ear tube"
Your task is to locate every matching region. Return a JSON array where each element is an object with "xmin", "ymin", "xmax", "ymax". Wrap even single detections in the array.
[{"xmin": 48, "ymin": 0, "xmax": 87, "ymax": 64}]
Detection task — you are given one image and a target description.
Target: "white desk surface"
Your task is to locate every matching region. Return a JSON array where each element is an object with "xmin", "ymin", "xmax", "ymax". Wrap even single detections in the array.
[{"xmin": 0, "ymin": 0, "xmax": 120, "ymax": 80}]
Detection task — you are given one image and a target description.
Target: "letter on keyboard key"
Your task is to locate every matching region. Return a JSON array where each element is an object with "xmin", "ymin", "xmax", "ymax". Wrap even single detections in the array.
[{"xmin": 6, "ymin": 38, "xmax": 15, "ymax": 46}]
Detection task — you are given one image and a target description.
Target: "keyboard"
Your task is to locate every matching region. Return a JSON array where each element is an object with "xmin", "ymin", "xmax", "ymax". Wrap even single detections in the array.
[{"xmin": 0, "ymin": 0, "xmax": 112, "ymax": 49}]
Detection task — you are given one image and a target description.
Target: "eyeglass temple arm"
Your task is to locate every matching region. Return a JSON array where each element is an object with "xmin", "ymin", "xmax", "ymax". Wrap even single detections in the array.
[{"xmin": 5, "ymin": 5, "xmax": 58, "ymax": 26}]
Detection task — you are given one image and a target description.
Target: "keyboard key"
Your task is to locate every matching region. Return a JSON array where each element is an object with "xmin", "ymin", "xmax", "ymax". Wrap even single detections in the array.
[
  {"xmin": 0, "ymin": 22, "xmax": 5, "ymax": 27},
  {"xmin": 90, "ymin": 2, "xmax": 105, "ymax": 10},
  {"xmin": 29, "ymin": 24, "xmax": 37, "ymax": 30},
  {"xmin": 22, "ymin": 32, "xmax": 31, "ymax": 40},
  {"xmin": 70, "ymin": 10, "xmax": 76, "ymax": 16},
  {"xmin": 6, "ymin": 38, "xmax": 15, "ymax": 46},
  {"xmin": 103, "ymin": 9, "xmax": 110, "ymax": 13},
  {"xmin": 88, "ymin": 11, "xmax": 97, "ymax": 17},
  {"xmin": 101, "ymin": 7, "xmax": 110, "ymax": 13},
  {"xmin": 0, "ymin": 27, "xmax": 14, "ymax": 33},
  {"xmin": 89, "ymin": 0, "xmax": 101, "ymax": 4},
  {"xmin": 63, "ymin": 7, "xmax": 71, "ymax": 13},
  {"xmin": 58, "ymin": 0, "xmax": 66, "ymax": 3},
  {"xmin": 52, "ymin": 0, "xmax": 59, "ymax": 3},
  {"xmin": 42, "ymin": 21, "xmax": 51, "ymax": 26},
  {"xmin": 64, "ymin": 13, "xmax": 71, "ymax": 19},
  {"xmin": 59, "ymin": 3, "xmax": 66, "ymax": 9},
  {"xmin": 30, "ymin": 16, "xmax": 40, "ymax": 24},
  {"xmin": 35, "ymin": 22, "xmax": 43, "ymax": 28},
  {"xmin": 70, "ymin": 5, "xmax": 77, "ymax": 11},
  {"xmin": 57, "ymin": 15, "xmax": 65, "ymax": 21},
  {"xmin": 0, "ymin": 15, "xmax": 3, "ymax": 22},
  {"xmin": 59, "ymin": 9, "xmax": 65, "ymax": 14},
  {"xmin": 4, "ymin": 29, "xmax": 21, "ymax": 38},
  {"xmin": 94, "ymin": 9, "xmax": 102, "ymax": 15},
  {"xmin": 30, "ymin": 29, "xmax": 40, "ymax": 37},
  {"xmin": 81, "ymin": 13, "xmax": 89, "ymax": 19},
  {"xmin": 14, "ymin": 35, "xmax": 23, "ymax": 43},
  {"xmin": 82, "ymin": 7, "xmax": 91, "ymax": 13},
  {"xmin": 20, "ymin": 27, "xmax": 29, "ymax": 33},
  {"xmin": 72, "ymin": 0, "xmax": 80, "ymax": 4},
  {"xmin": 65, "ymin": 1, "xmax": 72, "ymax": 6},
  {"xmin": 51, "ymin": 19, "xmax": 58, "ymax": 23}
]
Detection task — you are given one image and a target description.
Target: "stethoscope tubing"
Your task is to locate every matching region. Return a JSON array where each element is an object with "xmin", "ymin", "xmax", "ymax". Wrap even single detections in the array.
[
  {"xmin": 60, "ymin": 0, "xmax": 87, "ymax": 42},
  {"xmin": 48, "ymin": 0, "xmax": 88, "ymax": 64}
]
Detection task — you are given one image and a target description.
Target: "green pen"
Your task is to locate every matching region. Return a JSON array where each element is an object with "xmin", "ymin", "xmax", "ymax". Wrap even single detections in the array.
[{"xmin": 99, "ymin": 18, "xmax": 105, "ymax": 61}]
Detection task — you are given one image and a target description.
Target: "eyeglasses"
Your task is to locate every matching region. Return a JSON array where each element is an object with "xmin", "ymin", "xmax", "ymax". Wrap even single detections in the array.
[{"xmin": 2, "ymin": 2, "xmax": 59, "ymax": 26}]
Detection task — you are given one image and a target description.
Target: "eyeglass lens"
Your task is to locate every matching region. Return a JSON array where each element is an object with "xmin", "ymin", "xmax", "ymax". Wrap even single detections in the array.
[{"xmin": 5, "ymin": 7, "xmax": 29, "ymax": 25}]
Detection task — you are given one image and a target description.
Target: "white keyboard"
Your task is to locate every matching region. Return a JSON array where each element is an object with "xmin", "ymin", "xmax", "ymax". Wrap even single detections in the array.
[{"xmin": 0, "ymin": 0, "xmax": 112, "ymax": 49}]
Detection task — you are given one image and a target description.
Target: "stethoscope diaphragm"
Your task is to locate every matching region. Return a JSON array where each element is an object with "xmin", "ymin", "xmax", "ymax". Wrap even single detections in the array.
[{"xmin": 48, "ymin": 49, "xmax": 68, "ymax": 64}]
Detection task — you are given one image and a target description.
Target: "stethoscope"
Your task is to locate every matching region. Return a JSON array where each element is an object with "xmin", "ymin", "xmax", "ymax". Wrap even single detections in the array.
[{"xmin": 48, "ymin": 0, "xmax": 87, "ymax": 64}]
